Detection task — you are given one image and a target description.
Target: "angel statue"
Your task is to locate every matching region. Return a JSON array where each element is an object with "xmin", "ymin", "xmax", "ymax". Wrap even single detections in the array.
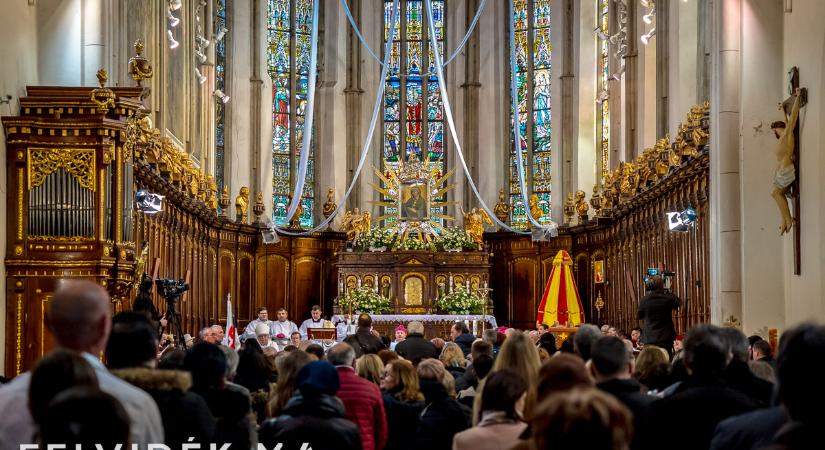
[
  {"xmin": 342, "ymin": 208, "xmax": 371, "ymax": 243},
  {"xmin": 529, "ymin": 193, "xmax": 544, "ymax": 221},
  {"xmin": 461, "ymin": 207, "xmax": 492, "ymax": 247}
]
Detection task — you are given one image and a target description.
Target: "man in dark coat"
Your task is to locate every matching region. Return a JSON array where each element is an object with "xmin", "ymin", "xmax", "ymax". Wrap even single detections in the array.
[
  {"xmin": 343, "ymin": 313, "xmax": 387, "ymax": 357},
  {"xmin": 710, "ymin": 407, "xmax": 787, "ymax": 450},
  {"xmin": 106, "ymin": 312, "xmax": 215, "ymax": 445},
  {"xmin": 591, "ymin": 336, "xmax": 653, "ymax": 450},
  {"xmin": 637, "ymin": 275, "xmax": 681, "ymax": 355},
  {"xmin": 395, "ymin": 321, "xmax": 439, "ymax": 364},
  {"xmin": 259, "ymin": 361, "xmax": 362, "ymax": 450},
  {"xmin": 646, "ymin": 325, "xmax": 759, "ymax": 450},
  {"xmin": 450, "ymin": 322, "xmax": 476, "ymax": 356},
  {"xmin": 719, "ymin": 327, "xmax": 774, "ymax": 407}
]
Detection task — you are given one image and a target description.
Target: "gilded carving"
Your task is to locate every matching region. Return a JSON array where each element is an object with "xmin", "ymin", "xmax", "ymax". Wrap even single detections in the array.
[
  {"xmin": 235, "ymin": 187, "xmax": 249, "ymax": 224},
  {"xmin": 16, "ymin": 293, "xmax": 23, "ymax": 375},
  {"xmin": 128, "ymin": 39, "xmax": 153, "ymax": 86},
  {"xmin": 403, "ymin": 276, "xmax": 423, "ymax": 306},
  {"xmin": 28, "ymin": 148, "xmax": 96, "ymax": 191},
  {"xmin": 90, "ymin": 69, "xmax": 116, "ymax": 112}
]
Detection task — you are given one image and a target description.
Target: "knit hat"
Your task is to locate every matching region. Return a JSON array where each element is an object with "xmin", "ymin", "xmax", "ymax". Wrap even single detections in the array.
[
  {"xmin": 296, "ymin": 361, "xmax": 340, "ymax": 396},
  {"xmin": 255, "ymin": 323, "xmax": 270, "ymax": 336}
]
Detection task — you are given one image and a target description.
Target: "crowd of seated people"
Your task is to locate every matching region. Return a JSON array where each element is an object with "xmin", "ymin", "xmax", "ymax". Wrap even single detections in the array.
[{"xmin": 0, "ymin": 280, "xmax": 821, "ymax": 450}]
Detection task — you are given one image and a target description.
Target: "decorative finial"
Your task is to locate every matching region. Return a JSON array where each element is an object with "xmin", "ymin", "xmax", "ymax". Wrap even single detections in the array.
[
  {"xmin": 253, "ymin": 191, "xmax": 266, "ymax": 223},
  {"xmin": 90, "ymin": 68, "xmax": 115, "ymax": 112},
  {"xmin": 219, "ymin": 184, "xmax": 231, "ymax": 218},
  {"xmin": 128, "ymin": 39, "xmax": 154, "ymax": 87}
]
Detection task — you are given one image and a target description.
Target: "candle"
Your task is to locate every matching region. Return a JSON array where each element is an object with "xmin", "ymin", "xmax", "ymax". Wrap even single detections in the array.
[
  {"xmin": 472, "ymin": 320, "xmax": 478, "ymax": 336},
  {"xmin": 375, "ymin": 273, "xmax": 380, "ymax": 293}
]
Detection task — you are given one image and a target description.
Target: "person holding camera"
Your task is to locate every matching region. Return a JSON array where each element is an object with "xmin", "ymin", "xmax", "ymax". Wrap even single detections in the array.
[{"xmin": 637, "ymin": 275, "xmax": 681, "ymax": 358}]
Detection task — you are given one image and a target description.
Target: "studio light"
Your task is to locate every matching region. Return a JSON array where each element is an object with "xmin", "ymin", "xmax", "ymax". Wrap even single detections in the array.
[
  {"xmin": 136, "ymin": 189, "xmax": 165, "ymax": 214},
  {"xmin": 167, "ymin": 30, "xmax": 180, "ymax": 49},
  {"xmin": 215, "ymin": 26, "xmax": 228, "ymax": 42},
  {"xmin": 213, "ymin": 89, "xmax": 230, "ymax": 103},
  {"xmin": 169, "ymin": 0, "xmax": 182, "ymax": 11},
  {"xmin": 194, "ymin": 67, "xmax": 207, "ymax": 84},
  {"xmin": 195, "ymin": 49, "xmax": 207, "ymax": 64},
  {"xmin": 641, "ymin": 27, "xmax": 656, "ymax": 45},
  {"xmin": 643, "ymin": 8, "xmax": 656, "ymax": 24},
  {"xmin": 167, "ymin": 9, "xmax": 180, "ymax": 27},
  {"xmin": 666, "ymin": 207, "xmax": 697, "ymax": 232}
]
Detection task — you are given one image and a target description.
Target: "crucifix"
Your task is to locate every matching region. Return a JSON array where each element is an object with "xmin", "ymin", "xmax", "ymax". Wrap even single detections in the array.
[{"xmin": 771, "ymin": 67, "xmax": 807, "ymax": 274}]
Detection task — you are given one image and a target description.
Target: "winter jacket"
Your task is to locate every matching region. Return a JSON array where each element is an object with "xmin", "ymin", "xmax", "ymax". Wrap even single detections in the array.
[
  {"xmin": 452, "ymin": 412, "xmax": 527, "ymax": 450},
  {"xmin": 259, "ymin": 391, "xmax": 362, "ymax": 450},
  {"xmin": 416, "ymin": 379, "xmax": 471, "ymax": 450},
  {"xmin": 190, "ymin": 384, "xmax": 253, "ymax": 449},
  {"xmin": 453, "ymin": 333, "xmax": 476, "ymax": 356},
  {"xmin": 723, "ymin": 360, "xmax": 774, "ymax": 407},
  {"xmin": 596, "ymin": 378, "xmax": 653, "ymax": 450},
  {"xmin": 112, "ymin": 368, "xmax": 215, "ymax": 446},
  {"xmin": 344, "ymin": 327, "xmax": 388, "ymax": 357},
  {"xmin": 395, "ymin": 333, "xmax": 440, "ymax": 365},
  {"xmin": 383, "ymin": 391, "xmax": 425, "ymax": 450},
  {"xmin": 336, "ymin": 366, "xmax": 388, "ymax": 450}
]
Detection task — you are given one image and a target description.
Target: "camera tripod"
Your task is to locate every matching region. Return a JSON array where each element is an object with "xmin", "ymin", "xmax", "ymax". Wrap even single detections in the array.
[{"xmin": 163, "ymin": 298, "xmax": 186, "ymax": 348}]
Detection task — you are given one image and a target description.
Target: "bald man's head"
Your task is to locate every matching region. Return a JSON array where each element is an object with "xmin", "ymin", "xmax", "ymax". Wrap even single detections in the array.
[{"xmin": 47, "ymin": 280, "xmax": 111, "ymax": 354}]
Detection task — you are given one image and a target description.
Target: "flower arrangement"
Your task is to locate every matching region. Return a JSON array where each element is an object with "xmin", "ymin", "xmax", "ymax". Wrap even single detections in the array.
[
  {"xmin": 358, "ymin": 228, "xmax": 395, "ymax": 251},
  {"xmin": 438, "ymin": 227, "xmax": 477, "ymax": 251},
  {"xmin": 436, "ymin": 285, "xmax": 485, "ymax": 315},
  {"xmin": 397, "ymin": 236, "xmax": 435, "ymax": 251},
  {"xmin": 339, "ymin": 285, "xmax": 391, "ymax": 314}
]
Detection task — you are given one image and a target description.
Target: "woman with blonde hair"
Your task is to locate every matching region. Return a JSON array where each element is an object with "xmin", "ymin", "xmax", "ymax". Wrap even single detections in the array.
[
  {"xmin": 439, "ymin": 342, "xmax": 467, "ymax": 381},
  {"xmin": 475, "ymin": 330, "xmax": 541, "ymax": 423},
  {"xmin": 381, "ymin": 359, "xmax": 424, "ymax": 450},
  {"xmin": 267, "ymin": 350, "xmax": 316, "ymax": 417},
  {"xmin": 356, "ymin": 353, "xmax": 384, "ymax": 386}
]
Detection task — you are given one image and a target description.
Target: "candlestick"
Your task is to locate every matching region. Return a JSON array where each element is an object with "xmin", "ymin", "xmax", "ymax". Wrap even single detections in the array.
[{"xmin": 375, "ymin": 273, "xmax": 379, "ymax": 293}]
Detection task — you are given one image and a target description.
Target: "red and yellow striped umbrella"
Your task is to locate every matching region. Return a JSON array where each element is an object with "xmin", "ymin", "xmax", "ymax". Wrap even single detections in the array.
[{"xmin": 537, "ymin": 250, "xmax": 585, "ymax": 327}]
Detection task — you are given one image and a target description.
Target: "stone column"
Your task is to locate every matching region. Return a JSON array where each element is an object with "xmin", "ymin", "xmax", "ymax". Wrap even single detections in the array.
[
  {"xmin": 576, "ymin": 0, "xmax": 597, "ymax": 194},
  {"xmin": 738, "ymin": 0, "xmax": 784, "ymax": 334},
  {"xmin": 710, "ymin": 0, "xmax": 742, "ymax": 325}
]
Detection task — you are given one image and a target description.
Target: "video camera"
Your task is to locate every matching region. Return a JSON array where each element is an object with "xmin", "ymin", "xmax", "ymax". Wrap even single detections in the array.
[
  {"xmin": 644, "ymin": 268, "xmax": 675, "ymax": 291},
  {"xmin": 155, "ymin": 278, "xmax": 189, "ymax": 303}
]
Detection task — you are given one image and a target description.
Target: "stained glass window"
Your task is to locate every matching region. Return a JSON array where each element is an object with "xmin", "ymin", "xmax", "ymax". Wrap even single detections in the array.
[
  {"xmin": 215, "ymin": 0, "xmax": 227, "ymax": 205},
  {"xmin": 597, "ymin": 0, "xmax": 610, "ymax": 184},
  {"xmin": 383, "ymin": 0, "xmax": 446, "ymax": 225},
  {"xmin": 268, "ymin": 0, "xmax": 315, "ymax": 228},
  {"xmin": 510, "ymin": 0, "xmax": 552, "ymax": 228}
]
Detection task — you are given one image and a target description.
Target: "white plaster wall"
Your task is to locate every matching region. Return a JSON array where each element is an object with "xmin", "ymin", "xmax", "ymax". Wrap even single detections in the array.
[
  {"xmin": 0, "ymin": 0, "xmax": 38, "ymax": 376},
  {"xmin": 226, "ymin": 0, "xmax": 253, "ymax": 214},
  {"xmin": 576, "ymin": 0, "xmax": 597, "ymax": 194},
  {"xmin": 37, "ymin": 0, "xmax": 82, "ymax": 85},
  {"xmin": 739, "ymin": 0, "xmax": 784, "ymax": 334},
  {"xmin": 668, "ymin": 0, "xmax": 699, "ymax": 138},
  {"xmin": 638, "ymin": 9, "xmax": 657, "ymax": 151},
  {"xmin": 477, "ymin": 0, "xmax": 507, "ymax": 215},
  {"xmin": 782, "ymin": 1, "xmax": 825, "ymax": 325}
]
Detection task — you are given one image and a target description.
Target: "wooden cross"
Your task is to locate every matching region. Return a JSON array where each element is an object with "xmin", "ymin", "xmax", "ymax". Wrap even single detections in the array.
[{"xmin": 781, "ymin": 67, "xmax": 807, "ymax": 275}]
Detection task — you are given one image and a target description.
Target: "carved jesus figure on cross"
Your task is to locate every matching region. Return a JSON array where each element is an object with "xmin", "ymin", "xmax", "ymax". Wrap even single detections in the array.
[{"xmin": 771, "ymin": 87, "xmax": 803, "ymax": 235}]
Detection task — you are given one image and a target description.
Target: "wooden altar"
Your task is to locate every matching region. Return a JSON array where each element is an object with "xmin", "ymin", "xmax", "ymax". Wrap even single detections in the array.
[{"xmin": 334, "ymin": 250, "xmax": 491, "ymax": 314}]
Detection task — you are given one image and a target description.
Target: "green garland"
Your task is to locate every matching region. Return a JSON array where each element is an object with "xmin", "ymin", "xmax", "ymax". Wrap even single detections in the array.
[
  {"xmin": 436, "ymin": 285, "xmax": 485, "ymax": 315},
  {"xmin": 339, "ymin": 285, "xmax": 391, "ymax": 314}
]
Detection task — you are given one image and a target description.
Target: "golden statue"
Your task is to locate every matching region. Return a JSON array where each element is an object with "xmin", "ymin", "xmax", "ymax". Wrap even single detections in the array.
[
  {"xmin": 235, "ymin": 186, "xmax": 249, "ymax": 224},
  {"xmin": 322, "ymin": 187, "xmax": 337, "ymax": 220},
  {"xmin": 342, "ymin": 208, "xmax": 371, "ymax": 243},
  {"xmin": 563, "ymin": 192, "xmax": 576, "ymax": 224},
  {"xmin": 287, "ymin": 194, "xmax": 305, "ymax": 229},
  {"xmin": 772, "ymin": 88, "xmax": 803, "ymax": 235},
  {"xmin": 575, "ymin": 190, "xmax": 589, "ymax": 223},
  {"xmin": 206, "ymin": 175, "xmax": 218, "ymax": 211},
  {"xmin": 529, "ymin": 193, "xmax": 544, "ymax": 221},
  {"xmin": 461, "ymin": 207, "xmax": 492, "ymax": 247},
  {"xmin": 590, "ymin": 185, "xmax": 603, "ymax": 217},
  {"xmin": 128, "ymin": 39, "xmax": 153, "ymax": 86},
  {"xmin": 493, "ymin": 188, "xmax": 511, "ymax": 225}
]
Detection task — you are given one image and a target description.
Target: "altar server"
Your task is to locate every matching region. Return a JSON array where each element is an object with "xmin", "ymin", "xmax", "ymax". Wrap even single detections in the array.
[
  {"xmin": 299, "ymin": 305, "xmax": 332, "ymax": 340},
  {"xmin": 271, "ymin": 307, "xmax": 299, "ymax": 347}
]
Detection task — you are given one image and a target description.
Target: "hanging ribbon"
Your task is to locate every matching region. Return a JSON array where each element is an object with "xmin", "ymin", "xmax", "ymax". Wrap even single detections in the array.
[
  {"xmin": 340, "ymin": 0, "xmax": 487, "ymax": 68},
  {"xmin": 283, "ymin": 0, "xmax": 320, "ymax": 226},
  {"xmin": 275, "ymin": 0, "xmax": 400, "ymax": 236},
  {"xmin": 424, "ymin": 0, "xmax": 528, "ymax": 235}
]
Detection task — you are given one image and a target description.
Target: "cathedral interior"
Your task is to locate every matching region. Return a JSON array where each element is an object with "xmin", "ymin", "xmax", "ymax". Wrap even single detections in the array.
[{"xmin": 1, "ymin": 0, "xmax": 824, "ymax": 375}]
